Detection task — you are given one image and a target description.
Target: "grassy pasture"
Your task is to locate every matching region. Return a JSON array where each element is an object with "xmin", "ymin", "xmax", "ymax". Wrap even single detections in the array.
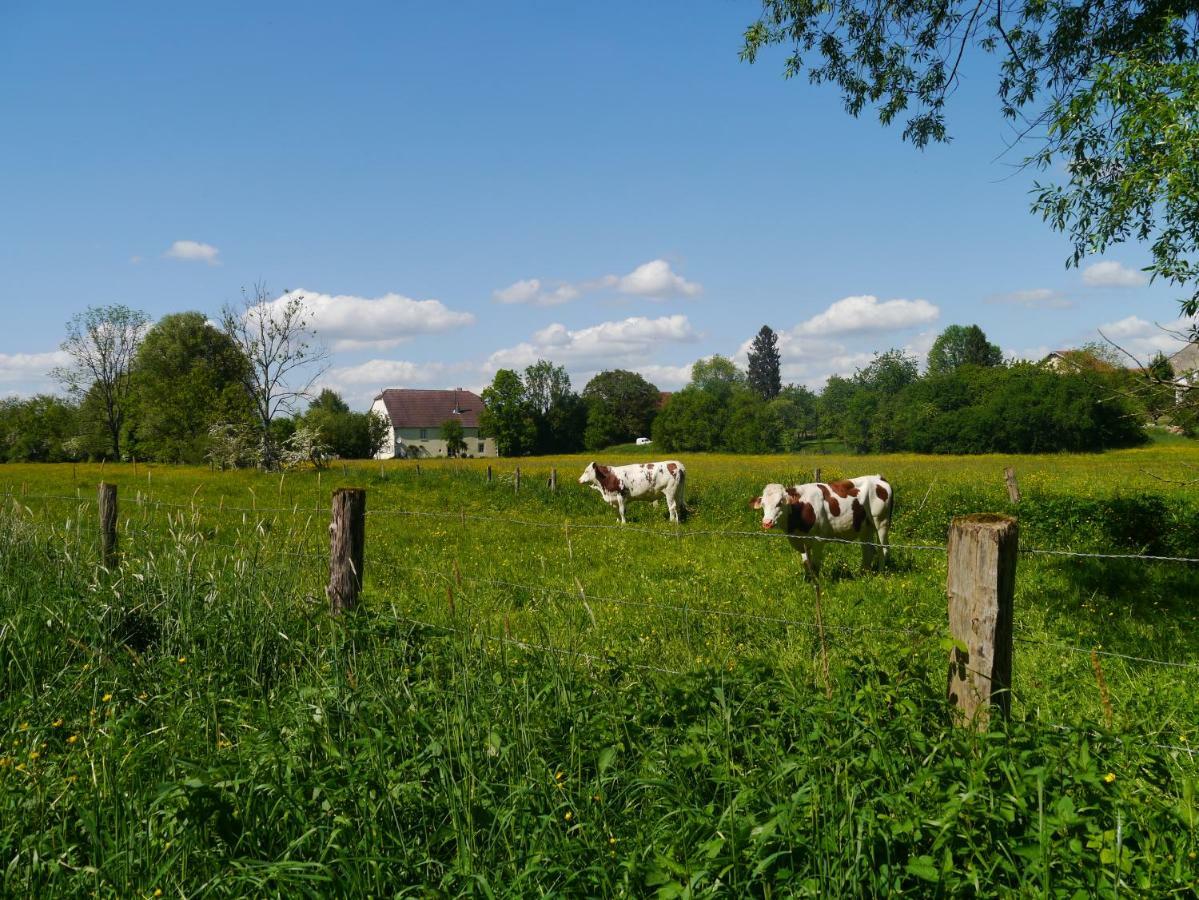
[{"xmin": 2, "ymin": 446, "xmax": 1198, "ymax": 895}]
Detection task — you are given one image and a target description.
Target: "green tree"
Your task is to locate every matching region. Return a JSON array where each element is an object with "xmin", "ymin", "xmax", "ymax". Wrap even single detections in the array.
[
  {"xmin": 52, "ymin": 304, "xmax": 149, "ymax": 460},
  {"xmin": 480, "ymin": 369, "xmax": 537, "ymax": 456},
  {"xmin": 855, "ymin": 350, "xmax": 920, "ymax": 397},
  {"xmin": 440, "ymin": 418, "xmax": 467, "ymax": 457},
  {"xmin": 747, "ymin": 325, "xmax": 783, "ymax": 400},
  {"xmin": 927, "ymin": 325, "xmax": 1004, "ymax": 375},
  {"xmin": 689, "ymin": 355, "xmax": 745, "ymax": 404},
  {"xmin": 651, "ymin": 387, "xmax": 726, "ymax": 451},
  {"xmin": 302, "ymin": 391, "xmax": 392, "ymax": 459},
  {"xmin": 220, "ymin": 284, "xmax": 329, "ymax": 471},
  {"xmin": 0, "ymin": 395, "xmax": 80, "ymax": 462},
  {"xmin": 309, "ymin": 388, "xmax": 350, "ymax": 415},
  {"xmin": 722, "ymin": 393, "xmax": 776, "ymax": 453},
  {"xmin": 524, "ymin": 360, "xmax": 586, "ymax": 453},
  {"xmin": 581, "ymin": 369, "xmax": 660, "ymax": 449},
  {"xmin": 129, "ymin": 312, "xmax": 253, "ymax": 463},
  {"xmin": 742, "ymin": 2, "xmax": 1199, "ymax": 320}
]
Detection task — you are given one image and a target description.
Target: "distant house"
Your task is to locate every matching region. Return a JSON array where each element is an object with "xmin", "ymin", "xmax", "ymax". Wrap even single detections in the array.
[
  {"xmin": 1040, "ymin": 349, "xmax": 1119, "ymax": 374},
  {"xmin": 370, "ymin": 388, "xmax": 497, "ymax": 459},
  {"xmin": 1168, "ymin": 342, "xmax": 1199, "ymax": 381}
]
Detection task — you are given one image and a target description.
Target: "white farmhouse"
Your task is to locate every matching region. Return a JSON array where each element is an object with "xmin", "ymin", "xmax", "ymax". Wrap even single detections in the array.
[{"xmin": 370, "ymin": 388, "xmax": 497, "ymax": 459}]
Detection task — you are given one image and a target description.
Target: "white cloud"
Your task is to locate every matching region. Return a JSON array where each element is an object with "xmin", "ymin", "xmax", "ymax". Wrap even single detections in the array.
[
  {"xmin": 272, "ymin": 288, "xmax": 476, "ymax": 352},
  {"xmin": 1082, "ymin": 260, "xmax": 1147, "ymax": 288},
  {"xmin": 493, "ymin": 258, "xmax": 702, "ymax": 306},
  {"xmin": 613, "ymin": 259, "xmax": 702, "ymax": 298},
  {"xmin": 493, "ymin": 278, "xmax": 580, "ymax": 306},
  {"xmin": 795, "ymin": 294, "xmax": 939, "ymax": 336},
  {"xmin": 1096, "ymin": 314, "xmax": 1196, "ymax": 361},
  {"xmin": 487, "ymin": 314, "xmax": 699, "ymax": 372},
  {"xmin": 318, "ymin": 358, "xmax": 487, "ymax": 410},
  {"xmin": 987, "ymin": 288, "xmax": 1074, "ymax": 309},
  {"xmin": 164, "ymin": 240, "xmax": 221, "ymax": 265},
  {"xmin": 633, "ymin": 363, "xmax": 694, "ymax": 390},
  {"xmin": 0, "ymin": 350, "xmax": 70, "ymax": 394}
]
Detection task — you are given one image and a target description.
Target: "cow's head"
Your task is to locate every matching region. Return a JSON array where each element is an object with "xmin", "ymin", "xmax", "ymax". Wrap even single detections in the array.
[
  {"xmin": 579, "ymin": 462, "xmax": 597, "ymax": 485},
  {"xmin": 750, "ymin": 482, "xmax": 806, "ymax": 530}
]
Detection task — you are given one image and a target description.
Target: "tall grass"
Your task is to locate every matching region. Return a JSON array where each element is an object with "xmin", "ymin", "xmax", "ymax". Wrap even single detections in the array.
[{"xmin": 2, "ymin": 447, "xmax": 1198, "ymax": 894}]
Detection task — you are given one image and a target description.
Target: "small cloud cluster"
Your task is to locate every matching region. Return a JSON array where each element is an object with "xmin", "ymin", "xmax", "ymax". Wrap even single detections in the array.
[
  {"xmin": 493, "ymin": 258, "xmax": 701, "ymax": 306},
  {"xmin": 1083, "ymin": 260, "xmax": 1147, "ymax": 288},
  {"xmin": 487, "ymin": 314, "xmax": 699, "ymax": 374},
  {"xmin": 795, "ymin": 295, "xmax": 939, "ymax": 336},
  {"xmin": 272, "ymin": 288, "xmax": 476, "ymax": 352},
  {"xmin": 0, "ymin": 350, "xmax": 70, "ymax": 389},
  {"xmin": 164, "ymin": 240, "xmax": 221, "ymax": 265},
  {"xmin": 987, "ymin": 288, "xmax": 1074, "ymax": 309},
  {"xmin": 493, "ymin": 278, "xmax": 580, "ymax": 307},
  {"xmin": 1096, "ymin": 314, "xmax": 1196, "ymax": 361}
]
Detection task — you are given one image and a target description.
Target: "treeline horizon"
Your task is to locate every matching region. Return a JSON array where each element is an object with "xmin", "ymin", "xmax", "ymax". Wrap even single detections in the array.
[{"xmin": 1, "ymin": 310, "xmax": 1189, "ymax": 466}]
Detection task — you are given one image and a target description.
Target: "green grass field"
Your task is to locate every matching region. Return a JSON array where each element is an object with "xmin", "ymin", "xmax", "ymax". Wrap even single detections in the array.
[{"xmin": 2, "ymin": 446, "xmax": 1198, "ymax": 895}]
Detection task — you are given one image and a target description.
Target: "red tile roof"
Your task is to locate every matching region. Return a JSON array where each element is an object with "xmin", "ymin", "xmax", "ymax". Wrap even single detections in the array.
[{"xmin": 374, "ymin": 389, "xmax": 485, "ymax": 428}]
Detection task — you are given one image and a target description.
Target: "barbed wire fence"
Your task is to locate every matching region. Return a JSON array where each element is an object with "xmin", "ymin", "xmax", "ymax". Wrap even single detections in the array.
[{"xmin": 2, "ymin": 481, "xmax": 1197, "ymax": 757}]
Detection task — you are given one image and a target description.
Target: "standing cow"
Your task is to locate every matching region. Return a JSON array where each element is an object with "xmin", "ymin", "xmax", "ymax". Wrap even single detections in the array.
[
  {"xmin": 750, "ymin": 475, "xmax": 893, "ymax": 576},
  {"xmin": 578, "ymin": 461, "xmax": 686, "ymax": 524}
]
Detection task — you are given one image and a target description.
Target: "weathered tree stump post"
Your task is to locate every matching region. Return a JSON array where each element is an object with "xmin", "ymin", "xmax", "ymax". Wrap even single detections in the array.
[
  {"xmin": 98, "ymin": 482, "xmax": 118, "ymax": 569},
  {"xmin": 1003, "ymin": 467, "xmax": 1021, "ymax": 503},
  {"xmin": 514, "ymin": 467, "xmax": 521, "ymax": 493},
  {"xmin": 549, "ymin": 468, "xmax": 557, "ymax": 491},
  {"xmin": 327, "ymin": 488, "xmax": 366, "ymax": 615},
  {"xmin": 946, "ymin": 514, "xmax": 1018, "ymax": 729}
]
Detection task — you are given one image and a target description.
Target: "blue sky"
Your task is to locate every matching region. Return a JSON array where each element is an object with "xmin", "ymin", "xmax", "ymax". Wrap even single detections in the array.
[{"xmin": 1, "ymin": 1, "xmax": 1191, "ymax": 408}]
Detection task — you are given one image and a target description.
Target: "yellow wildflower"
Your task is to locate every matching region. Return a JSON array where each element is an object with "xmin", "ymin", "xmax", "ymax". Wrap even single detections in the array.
[
  {"xmin": 67, "ymin": 735, "xmax": 78, "ymax": 745},
  {"xmin": 51, "ymin": 719, "xmax": 63, "ymax": 728},
  {"xmin": 102, "ymin": 693, "xmax": 112, "ymax": 703},
  {"xmin": 28, "ymin": 751, "xmax": 39, "ymax": 761},
  {"xmin": 1104, "ymin": 772, "xmax": 1116, "ymax": 784},
  {"xmin": 18, "ymin": 722, "xmax": 28, "ymax": 731},
  {"xmin": 177, "ymin": 656, "xmax": 187, "ymax": 664},
  {"xmin": 564, "ymin": 811, "xmax": 573, "ymax": 822}
]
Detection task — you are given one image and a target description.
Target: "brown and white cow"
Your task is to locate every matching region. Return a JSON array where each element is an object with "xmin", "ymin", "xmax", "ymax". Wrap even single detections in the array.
[
  {"xmin": 578, "ymin": 461, "xmax": 686, "ymax": 524},
  {"xmin": 750, "ymin": 475, "xmax": 893, "ymax": 576}
]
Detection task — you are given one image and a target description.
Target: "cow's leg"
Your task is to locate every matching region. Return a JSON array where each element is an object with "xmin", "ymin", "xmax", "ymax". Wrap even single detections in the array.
[
  {"xmin": 664, "ymin": 486, "xmax": 679, "ymax": 523},
  {"xmin": 616, "ymin": 495, "xmax": 627, "ymax": 524},
  {"xmin": 800, "ymin": 540, "xmax": 822, "ymax": 579},
  {"xmin": 874, "ymin": 519, "xmax": 890, "ymax": 570},
  {"xmin": 861, "ymin": 537, "xmax": 876, "ymax": 572}
]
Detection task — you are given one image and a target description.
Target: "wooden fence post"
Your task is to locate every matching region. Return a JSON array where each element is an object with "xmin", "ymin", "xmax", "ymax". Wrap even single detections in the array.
[
  {"xmin": 486, "ymin": 465, "xmax": 492, "ymax": 483},
  {"xmin": 813, "ymin": 467, "xmax": 822, "ymax": 483},
  {"xmin": 98, "ymin": 482, "xmax": 118, "ymax": 569},
  {"xmin": 514, "ymin": 467, "xmax": 521, "ymax": 493},
  {"xmin": 416, "ymin": 463, "xmax": 421, "ymax": 477},
  {"xmin": 327, "ymin": 488, "xmax": 366, "ymax": 615},
  {"xmin": 946, "ymin": 514, "xmax": 1018, "ymax": 729},
  {"xmin": 549, "ymin": 468, "xmax": 557, "ymax": 491},
  {"xmin": 1003, "ymin": 467, "xmax": 1021, "ymax": 503}
]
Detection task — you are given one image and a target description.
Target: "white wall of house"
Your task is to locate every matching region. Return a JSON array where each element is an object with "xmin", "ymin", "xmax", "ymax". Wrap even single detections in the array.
[
  {"xmin": 370, "ymin": 397, "xmax": 397, "ymax": 459},
  {"xmin": 370, "ymin": 396, "xmax": 498, "ymax": 458}
]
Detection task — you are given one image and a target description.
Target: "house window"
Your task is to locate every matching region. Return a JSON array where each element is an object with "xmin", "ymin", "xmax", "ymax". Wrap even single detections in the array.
[
  {"xmin": 419, "ymin": 428, "xmax": 427, "ymax": 439},
  {"xmin": 478, "ymin": 442, "xmax": 484, "ymax": 453}
]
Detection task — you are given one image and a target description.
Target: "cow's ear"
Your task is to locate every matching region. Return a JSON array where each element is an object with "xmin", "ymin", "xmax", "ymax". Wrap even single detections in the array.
[{"xmin": 749, "ymin": 496, "xmax": 762, "ymax": 509}]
